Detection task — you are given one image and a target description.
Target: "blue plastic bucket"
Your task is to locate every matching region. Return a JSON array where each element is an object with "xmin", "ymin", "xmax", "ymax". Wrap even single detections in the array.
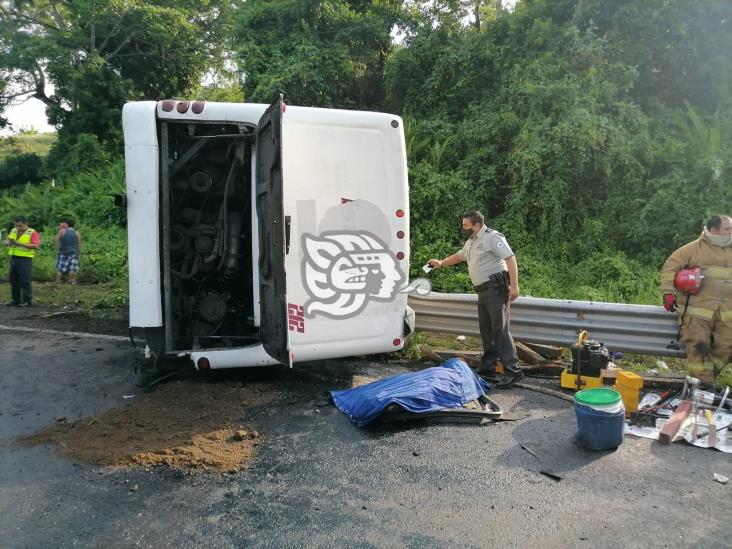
[{"xmin": 574, "ymin": 388, "xmax": 625, "ymax": 451}]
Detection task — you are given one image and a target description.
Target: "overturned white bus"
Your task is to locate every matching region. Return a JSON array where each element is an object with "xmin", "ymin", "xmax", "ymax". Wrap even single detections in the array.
[{"xmin": 122, "ymin": 97, "xmax": 413, "ymax": 370}]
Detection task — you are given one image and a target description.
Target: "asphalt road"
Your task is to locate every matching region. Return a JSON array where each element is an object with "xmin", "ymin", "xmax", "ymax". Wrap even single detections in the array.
[{"xmin": 0, "ymin": 308, "xmax": 730, "ymax": 548}]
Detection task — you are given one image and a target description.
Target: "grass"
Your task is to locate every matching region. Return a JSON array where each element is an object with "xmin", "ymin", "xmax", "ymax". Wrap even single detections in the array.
[
  {"xmin": 398, "ymin": 331, "xmax": 483, "ymax": 360},
  {"xmin": 0, "ymin": 280, "xmax": 128, "ymax": 311},
  {"xmin": 0, "ymin": 132, "xmax": 56, "ymax": 162}
]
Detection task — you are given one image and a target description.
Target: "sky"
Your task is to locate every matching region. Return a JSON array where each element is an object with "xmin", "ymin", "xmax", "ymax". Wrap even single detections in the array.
[
  {"xmin": 0, "ymin": 99, "xmax": 56, "ymax": 135},
  {"xmin": 1, "ymin": 96, "xmax": 56, "ymax": 136}
]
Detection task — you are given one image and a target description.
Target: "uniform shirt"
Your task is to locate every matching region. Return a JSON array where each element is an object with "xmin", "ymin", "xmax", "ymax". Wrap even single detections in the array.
[{"xmin": 458, "ymin": 225, "xmax": 514, "ymax": 285}]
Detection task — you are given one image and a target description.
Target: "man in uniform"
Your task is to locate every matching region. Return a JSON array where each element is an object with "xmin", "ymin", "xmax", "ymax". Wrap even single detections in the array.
[
  {"xmin": 428, "ymin": 210, "xmax": 523, "ymax": 387},
  {"xmin": 661, "ymin": 214, "xmax": 732, "ymax": 387},
  {"xmin": 3, "ymin": 216, "xmax": 41, "ymax": 307}
]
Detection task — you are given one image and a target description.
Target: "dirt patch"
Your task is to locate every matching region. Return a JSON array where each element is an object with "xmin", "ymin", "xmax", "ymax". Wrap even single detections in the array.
[
  {"xmin": 14, "ymin": 309, "xmax": 129, "ymax": 336},
  {"xmin": 20, "ymin": 378, "xmax": 283, "ymax": 473}
]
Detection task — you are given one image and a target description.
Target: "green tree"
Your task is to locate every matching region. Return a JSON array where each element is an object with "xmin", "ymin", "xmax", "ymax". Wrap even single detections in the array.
[
  {"xmin": 0, "ymin": 0, "xmax": 231, "ymax": 145},
  {"xmin": 386, "ymin": 0, "xmax": 732, "ymax": 297},
  {"xmin": 235, "ymin": 0, "xmax": 407, "ymax": 109}
]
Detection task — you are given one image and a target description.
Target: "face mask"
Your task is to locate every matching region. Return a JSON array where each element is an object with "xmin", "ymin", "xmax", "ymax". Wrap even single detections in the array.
[
  {"xmin": 704, "ymin": 229, "xmax": 732, "ymax": 248},
  {"xmin": 460, "ymin": 226, "xmax": 475, "ymax": 239}
]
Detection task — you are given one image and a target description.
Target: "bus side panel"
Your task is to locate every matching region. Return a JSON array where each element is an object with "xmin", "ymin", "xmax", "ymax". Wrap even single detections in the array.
[
  {"xmin": 122, "ymin": 102, "xmax": 163, "ymax": 327},
  {"xmin": 281, "ymin": 108, "xmax": 409, "ymax": 361}
]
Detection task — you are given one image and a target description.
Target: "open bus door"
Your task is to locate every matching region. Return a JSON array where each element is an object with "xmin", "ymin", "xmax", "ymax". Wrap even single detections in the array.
[{"xmin": 255, "ymin": 95, "xmax": 291, "ymax": 366}]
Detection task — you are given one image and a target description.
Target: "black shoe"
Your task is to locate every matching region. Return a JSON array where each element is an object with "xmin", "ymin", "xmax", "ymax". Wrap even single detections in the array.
[
  {"xmin": 475, "ymin": 366, "xmax": 496, "ymax": 378},
  {"xmin": 496, "ymin": 370, "xmax": 525, "ymax": 388},
  {"xmin": 5, "ymin": 301, "xmax": 19, "ymax": 306},
  {"xmin": 16, "ymin": 302, "xmax": 30, "ymax": 307}
]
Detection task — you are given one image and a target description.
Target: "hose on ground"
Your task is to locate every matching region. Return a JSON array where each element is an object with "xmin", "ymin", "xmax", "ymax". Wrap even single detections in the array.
[{"xmin": 514, "ymin": 382, "xmax": 574, "ymax": 403}]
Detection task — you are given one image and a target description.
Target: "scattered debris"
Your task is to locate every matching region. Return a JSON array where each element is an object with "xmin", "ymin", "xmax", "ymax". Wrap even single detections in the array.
[
  {"xmin": 523, "ymin": 342, "xmax": 562, "ymax": 359},
  {"xmin": 456, "ymin": 335, "xmax": 466, "ymax": 342},
  {"xmin": 122, "ymin": 395, "xmax": 135, "ymax": 399},
  {"xmin": 419, "ymin": 346, "xmax": 481, "ymax": 367},
  {"xmin": 515, "ymin": 342, "xmax": 544, "ymax": 365},
  {"xmin": 659, "ymin": 401, "xmax": 692, "ymax": 445},
  {"xmin": 55, "ymin": 416, "xmax": 66, "ymax": 422},
  {"xmin": 601, "ymin": 369, "xmax": 687, "ymax": 390},
  {"xmin": 233, "ymin": 430, "xmax": 248, "ymax": 441},
  {"xmin": 519, "ymin": 442, "xmax": 562, "ymax": 481},
  {"xmin": 130, "ymin": 484, "xmax": 139, "ymax": 492},
  {"xmin": 713, "ymin": 473, "xmax": 728, "ymax": 485}
]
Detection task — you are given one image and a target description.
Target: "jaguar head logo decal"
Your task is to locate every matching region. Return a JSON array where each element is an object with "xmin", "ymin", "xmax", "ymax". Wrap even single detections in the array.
[{"xmin": 302, "ymin": 231, "xmax": 406, "ymax": 318}]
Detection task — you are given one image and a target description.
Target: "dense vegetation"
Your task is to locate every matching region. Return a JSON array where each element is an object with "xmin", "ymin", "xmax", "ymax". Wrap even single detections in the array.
[{"xmin": 1, "ymin": 0, "xmax": 731, "ymax": 304}]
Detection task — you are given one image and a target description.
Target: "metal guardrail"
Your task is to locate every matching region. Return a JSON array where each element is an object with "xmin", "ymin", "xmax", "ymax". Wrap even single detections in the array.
[{"xmin": 408, "ymin": 292, "xmax": 684, "ymax": 357}]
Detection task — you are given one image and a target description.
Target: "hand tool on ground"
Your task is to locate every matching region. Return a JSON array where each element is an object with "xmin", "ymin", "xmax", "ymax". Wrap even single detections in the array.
[{"xmin": 630, "ymin": 390, "xmax": 678, "ymax": 427}]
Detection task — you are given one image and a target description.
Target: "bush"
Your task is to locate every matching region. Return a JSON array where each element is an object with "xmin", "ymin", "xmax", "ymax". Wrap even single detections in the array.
[
  {"xmin": 0, "ymin": 159, "xmax": 125, "ymax": 232},
  {"xmin": 516, "ymin": 249, "xmax": 659, "ymax": 304},
  {"xmin": 75, "ymin": 225, "xmax": 128, "ymax": 283},
  {"xmin": 43, "ymin": 133, "xmax": 112, "ymax": 181},
  {"xmin": 0, "ymin": 152, "xmax": 44, "ymax": 189}
]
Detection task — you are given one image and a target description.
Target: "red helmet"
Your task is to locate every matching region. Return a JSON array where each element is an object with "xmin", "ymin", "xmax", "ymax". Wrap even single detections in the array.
[{"xmin": 674, "ymin": 267, "xmax": 704, "ymax": 295}]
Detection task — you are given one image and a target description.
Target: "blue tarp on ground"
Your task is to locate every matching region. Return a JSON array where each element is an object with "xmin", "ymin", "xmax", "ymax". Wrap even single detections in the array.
[{"xmin": 330, "ymin": 358, "xmax": 491, "ymax": 427}]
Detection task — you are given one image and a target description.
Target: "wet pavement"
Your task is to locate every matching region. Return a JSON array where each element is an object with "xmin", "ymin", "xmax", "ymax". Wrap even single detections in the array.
[{"xmin": 1, "ymin": 309, "xmax": 730, "ymax": 548}]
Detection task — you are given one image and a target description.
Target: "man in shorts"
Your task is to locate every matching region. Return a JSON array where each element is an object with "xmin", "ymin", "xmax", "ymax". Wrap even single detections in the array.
[{"xmin": 55, "ymin": 220, "xmax": 81, "ymax": 284}]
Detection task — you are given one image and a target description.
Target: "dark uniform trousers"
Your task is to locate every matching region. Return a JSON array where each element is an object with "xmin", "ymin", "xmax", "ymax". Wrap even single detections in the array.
[
  {"xmin": 476, "ymin": 274, "xmax": 519, "ymax": 374},
  {"xmin": 9, "ymin": 256, "xmax": 33, "ymax": 305}
]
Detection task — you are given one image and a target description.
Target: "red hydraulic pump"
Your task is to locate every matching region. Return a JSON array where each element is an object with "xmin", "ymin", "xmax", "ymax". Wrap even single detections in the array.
[{"xmin": 674, "ymin": 266, "xmax": 704, "ymax": 295}]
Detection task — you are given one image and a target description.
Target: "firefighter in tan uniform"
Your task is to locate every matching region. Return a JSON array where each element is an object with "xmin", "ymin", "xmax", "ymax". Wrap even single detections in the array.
[{"xmin": 661, "ymin": 214, "xmax": 732, "ymax": 386}]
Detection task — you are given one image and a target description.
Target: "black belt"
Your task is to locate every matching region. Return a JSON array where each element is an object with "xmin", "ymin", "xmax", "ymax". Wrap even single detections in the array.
[{"xmin": 474, "ymin": 271, "xmax": 508, "ymax": 291}]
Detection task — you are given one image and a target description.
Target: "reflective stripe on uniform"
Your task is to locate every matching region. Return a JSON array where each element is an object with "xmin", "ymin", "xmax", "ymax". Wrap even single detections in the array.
[
  {"xmin": 8, "ymin": 228, "xmax": 35, "ymax": 258},
  {"xmin": 684, "ymin": 306, "xmax": 715, "ymax": 320},
  {"xmin": 704, "ymin": 266, "xmax": 732, "ymax": 279},
  {"xmin": 721, "ymin": 310, "xmax": 732, "ymax": 321}
]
